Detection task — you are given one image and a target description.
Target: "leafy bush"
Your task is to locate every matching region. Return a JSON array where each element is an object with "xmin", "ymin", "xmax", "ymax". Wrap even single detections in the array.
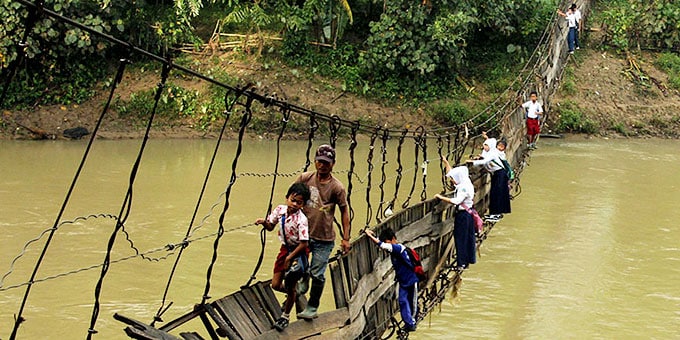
[
  {"xmin": 655, "ymin": 52, "xmax": 680, "ymax": 90},
  {"xmin": 116, "ymin": 83, "xmax": 198, "ymax": 119},
  {"xmin": 555, "ymin": 101, "xmax": 597, "ymax": 133},
  {"xmin": 361, "ymin": 1, "xmax": 474, "ymax": 89},
  {"xmin": 0, "ymin": 0, "xmax": 200, "ymax": 108},
  {"xmin": 598, "ymin": 0, "xmax": 680, "ymax": 51}
]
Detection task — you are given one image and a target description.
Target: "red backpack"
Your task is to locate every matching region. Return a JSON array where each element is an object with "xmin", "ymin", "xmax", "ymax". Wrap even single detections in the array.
[{"xmin": 399, "ymin": 246, "xmax": 428, "ymax": 282}]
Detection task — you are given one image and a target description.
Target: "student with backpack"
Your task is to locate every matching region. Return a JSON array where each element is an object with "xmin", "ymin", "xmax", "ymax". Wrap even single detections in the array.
[
  {"xmin": 467, "ymin": 135, "xmax": 511, "ymax": 221},
  {"xmin": 365, "ymin": 228, "xmax": 419, "ymax": 332},
  {"xmin": 255, "ymin": 183, "xmax": 311, "ymax": 331}
]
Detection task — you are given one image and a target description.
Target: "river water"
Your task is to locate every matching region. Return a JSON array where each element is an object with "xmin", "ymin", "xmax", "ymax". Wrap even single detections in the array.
[{"xmin": 1, "ymin": 137, "xmax": 679, "ymax": 339}]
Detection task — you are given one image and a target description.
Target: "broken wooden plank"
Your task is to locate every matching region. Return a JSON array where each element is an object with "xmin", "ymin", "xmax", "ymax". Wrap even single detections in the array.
[
  {"xmin": 252, "ymin": 281, "xmax": 282, "ymax": 322},
  {"xmin": 213, "ymin": 296, "xmax": 259, "ymax": 338},
  {"xmin": 179, "ymin": 332, "xmax": 205, "ymax": 340},
  {"xmin": 253, "ymin": 307, "xmax": 349, "ymax": 340},
  {"xmin": 240, "ymin": 289, "xmax": 274, "ymax": 332},
  {"xmin": 204, "ymin": 303, "xmax": 237, "ymax": 339},
  {"xmin": 114, "ymin": 313, "xmax": 181, "ymax": 340}
]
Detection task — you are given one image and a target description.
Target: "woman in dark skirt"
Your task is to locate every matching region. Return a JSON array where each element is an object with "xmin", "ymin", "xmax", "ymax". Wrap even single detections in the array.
[
  {"xmin": 469, "ymin": 137, "xmax": 511, "ymax": 220},
  {"xmin": 436, "ymin": 162, "xmax": 476, "ymax": 270}
]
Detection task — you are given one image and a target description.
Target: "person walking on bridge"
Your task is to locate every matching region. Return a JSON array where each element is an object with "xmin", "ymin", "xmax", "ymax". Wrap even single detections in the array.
[
  {"xmin": 436, "ymin": 163, "xmax": 476, "ymax": 270},
  {"xmin": 571, "ymin": 3, "xmax": 583, "ymax": 50},
  {"xmin": 557, "ymin": 6, "xmax": 578, "ymax": 54},
  {"xmin": 521, "ymin": 91, "xmax": 543, "ymax": 149},
  {"xmin": 467, "ymin": 136, "xmax": 511, "ymax": 220},
  {"xmin": 295, "ymin": 145, "xmax": 351, "ymax": 320}
]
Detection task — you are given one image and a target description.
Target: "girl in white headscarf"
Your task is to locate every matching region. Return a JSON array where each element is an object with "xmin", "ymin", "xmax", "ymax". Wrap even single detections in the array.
[
  {"xmin": 467, "ymin": 135, "xmax": 511, "ymax": 220},
  {"xmin": 436, "ymin": 159, "xmax": 476, "ymax": 270}
]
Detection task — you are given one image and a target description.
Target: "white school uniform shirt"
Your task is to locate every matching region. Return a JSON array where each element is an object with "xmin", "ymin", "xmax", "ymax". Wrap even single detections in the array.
[
  {"xmin": 566, "ymin": 12, "xmax": 577, "ymax": 28},
  {"xmin": 522, "ymin": 100, "xmax": 543, "ymax": 119},
  {"xmin": 574, "ymin": 9, "xmax": 582, "ymax": 26}
]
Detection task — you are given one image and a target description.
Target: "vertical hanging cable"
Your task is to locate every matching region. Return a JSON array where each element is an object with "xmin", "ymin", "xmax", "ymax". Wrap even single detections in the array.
[
  {"xmin": 402, "ymin": 126, "xmax": 424, "ymax": 209},
  {"xmin": 151, "ymin": 87, "xmax": 241, "ymax": 326},
  {"xmin": 346, "ymin": 121, "xmax": 359, "ymax": 226},
  {"xmin": 437, "ymin": 136, "xmax": 445, "ymax": 190},
  {"xmin": 0, "ymin": 0, "xmax": 41, "ymax": 107},
  {"xmin": 329, "ymin": 115, "xmax": 341, "ymax": 149},
  {"xmin": 364, "ymin": 128, "xmax": 380, "ymax": 229},
  {"xmin": 202, "ymin": 97, "xmax": 253, "ymax": 304},
  {"xmin": 87, "ymin": 61, "xmax": 172, "ymax": 339},
  {"xmin": 375, "ymin": 129, "xmax": 389, "ymax": 223},
  {"xmin": 387, "ymin": 129, "xmax": 407, "ymax": 215},
  {"xmin": 8, "ymin": 55, "xmax": 129, "ymax": 340},
  {"xmin": 242, "ymin": 104, "xmax": 290, "ymax": 288},
  {"xmin": 419, "ymin": 130, "xmax": 428, "ymax": 202},
  {"xmin": 446, "ymin": 134, "xmax": 452, "ymax": 160},
  {"xmin": 303, "ymin": 114, "xmax": 319, "ymax": 172}
]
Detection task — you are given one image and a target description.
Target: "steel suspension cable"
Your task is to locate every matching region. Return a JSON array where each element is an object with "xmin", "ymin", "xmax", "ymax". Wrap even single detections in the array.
[
  {"xmin": 387, "ymin": 129, "xmax": 407, "ymax": 214},
  {"xmin": 86, "ymin": 61, "xmax": 171, "ymax": 338},
  {"xmin": 8, "ymin": 57, "xmax": 129, "ymax": 340},
  {"xmin": 402, "ymin": 126, "xmax": 424, "ymax": 209},
  {"xmin": 243, "ymin": 106, "xmax": 291, "ymax": 288},
  {"xmin": 375, "ymin": 129, "xmax": 389, "ymax": 223},
  {"xmin": 150, "ymin": 88, "xmax": 240, "ymax": 326},
  {"xmin": 419, "ymin": 130, "xmax": 428, "ymax": 202},
  {"xmin": 201, "ymin": 98, "xmax": 252, "ymax": 304},
  {"xmin": 303, "ymin": 114, "xmax": 319, "ymax": 172},
  {"xmin": 346, "ymin": 121, "xmax": 360, "ymax": 226},
  {"xmin": 363, "ymin": 128, "xmax": 380, "ymax": 228}
]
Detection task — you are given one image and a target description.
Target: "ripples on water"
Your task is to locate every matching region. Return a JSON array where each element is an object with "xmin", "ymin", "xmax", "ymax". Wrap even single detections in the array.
[
  {"xmin": 414, "ymin": 138, "xmax": 680, "ymax": 339},
  {"xmin": 2, "ymin": 138, "xmax": 680, "ymax": 339}
]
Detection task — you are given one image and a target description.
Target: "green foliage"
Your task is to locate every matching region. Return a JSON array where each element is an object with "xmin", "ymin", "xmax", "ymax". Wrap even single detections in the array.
[
  {"xmin": 655, "ymin": 52, "xmax": 680, "ymax": 90},
  {"xmin": 560, "ymin": 65, "xmax": 577, "ymax": 95},
  {"xmin": 429, "ymin": 100, "xmax": 475, "ymax": 125},
  {"xmin": 116, "ymin": 83, "xmax": 199, "ymax": 119},
  {"xmin": 0, "ymin": 0, "xmax": 200, "ymax": 107},
  {"xmin": 1, "ymin": 59, "xmax": 106, "ymax": 109},
  {"xmin": 611, "ymin": 121, "xmax": 629, "ymax": 136},
  {"xmin": 555, "ymin": 101, "xmax": 597, "ymax": 134},
  {"xmin": 598, "ymin": 0, "xmax": 680, "ymax": 51},
  {"xmin": 361, "ymin": 1, "xmax": 474, "ymax": 86}
]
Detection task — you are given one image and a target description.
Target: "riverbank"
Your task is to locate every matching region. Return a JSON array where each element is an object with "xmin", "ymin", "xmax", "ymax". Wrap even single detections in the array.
[
  {"xmin": 548, "ymin": 48, "xmax": 680, "ymax": 139},
  {"xmin": 2, "ymin": 48, "xmax": 680, "ymax": 140}
]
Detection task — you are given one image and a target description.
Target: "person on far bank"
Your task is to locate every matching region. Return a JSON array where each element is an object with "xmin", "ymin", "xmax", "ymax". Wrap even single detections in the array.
[
  {"xmin": 295, "ymin": 144, "xmax": 351, "ymax": 320},
  {"xmin": 467, "ymin": 137, "xmax": 511, "ymax": 221},
  {"xmin": 521, "ymin": 91, "xmax": 543, "ymax": 149},
  {"xmin": 254, "ymin": 182, "xmax": 311, "ymax": 331},
  {"xmin": 571, "ymin": 3, "xmax": 582, "ymax": 50},
  {"xmin": 365, "ymin": 228, "xmax": 418, "ymax": 332},
  {"xmin": 436, "ymin": 162, "xmax": 476, "ymax": 270},
  {"xmin": 557, "ymin": 6, "xmax": 578, "ymax": 54}
]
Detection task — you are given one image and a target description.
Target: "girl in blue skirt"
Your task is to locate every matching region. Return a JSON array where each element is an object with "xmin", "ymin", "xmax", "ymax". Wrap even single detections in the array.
[{"xmin": 436, "ymin": 162, "xmax": 476, "ymax": 270}]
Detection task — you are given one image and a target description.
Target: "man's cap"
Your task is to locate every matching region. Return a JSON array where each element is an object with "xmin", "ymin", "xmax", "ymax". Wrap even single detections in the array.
[
  {"xmin": 570, "ymin": 3, "xmax": 577, "ymax": 9},
  {"xmin": 315, "ymin": 144, "xmax": 336, "ymax": 163}
]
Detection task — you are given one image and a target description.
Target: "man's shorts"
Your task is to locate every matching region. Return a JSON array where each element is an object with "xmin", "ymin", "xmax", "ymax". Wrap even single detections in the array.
[{"xmin": 526, "ymin": 118, "xmax": 540, "ymax": 136}]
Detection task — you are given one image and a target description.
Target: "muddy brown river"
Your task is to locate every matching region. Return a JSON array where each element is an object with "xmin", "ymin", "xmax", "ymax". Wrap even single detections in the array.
[{"xmin": 1, "ymin": 137, "xmax": 679, "ymax": 339}]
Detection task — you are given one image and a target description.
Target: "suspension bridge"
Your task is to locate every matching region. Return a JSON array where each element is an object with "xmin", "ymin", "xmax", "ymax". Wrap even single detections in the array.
[{"xmin": 0, "ymin": 0, "xmax": 591, "ymax": 338}]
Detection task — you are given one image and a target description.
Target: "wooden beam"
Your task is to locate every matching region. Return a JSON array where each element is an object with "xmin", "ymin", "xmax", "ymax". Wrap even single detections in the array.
[
  {"xmin": 253, "ymin": 307, "xmax": 349, "ymax": 340},
  {"xmin": 114, "ymin": 313, "xmax": 181, "ymax": 340}
]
